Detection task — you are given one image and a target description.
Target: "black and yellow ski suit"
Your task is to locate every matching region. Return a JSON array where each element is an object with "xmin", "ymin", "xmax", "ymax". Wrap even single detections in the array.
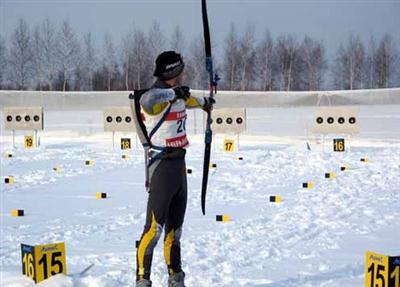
[{"xmin": 136, "ymin": 81, "xmax": 205, "ymax": 281}]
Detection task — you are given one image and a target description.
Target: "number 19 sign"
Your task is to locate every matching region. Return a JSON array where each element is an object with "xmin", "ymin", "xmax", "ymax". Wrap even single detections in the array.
[
  {"xmin": 21, "ymin": 242, "xmax": 67, "ymax": 283},
  {"xmin": 365, "ymin": 251, "xmax": 400, "ymax": 287}
]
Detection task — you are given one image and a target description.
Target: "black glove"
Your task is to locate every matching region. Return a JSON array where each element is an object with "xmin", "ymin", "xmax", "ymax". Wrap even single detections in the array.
[
  {"xmin": 173, "ymin": 86, "xmax": 191, "ymax": 101},
  {"xmin": 203, "ymin": 97, "xmax": 215, "ymax": 111}
]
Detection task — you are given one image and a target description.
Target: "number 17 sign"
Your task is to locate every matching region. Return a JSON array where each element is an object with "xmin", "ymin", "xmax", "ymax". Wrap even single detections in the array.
[
  {"xmin": 223, "ymin": 139, "xmax": 235, "ymax": 153},
  {"xmin": 21, "ymin": 242, "xmax": 67, "ymax": 283}
]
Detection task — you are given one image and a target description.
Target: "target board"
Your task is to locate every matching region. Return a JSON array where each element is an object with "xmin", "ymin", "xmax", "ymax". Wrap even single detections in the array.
[
  {"xmin": 103, "ymin": 107, "xmax": 136, "ymax": 132},
  {"xmin": 210, "ymin": 108, "xmax": 246, "ymax": 134},
  {"xmin": 4, "ymin": 107, "xmax": 44, "ymax": 131},
  {"xmin": 312, "ymin": 107, "xmax": 360, "ymax": 134}
]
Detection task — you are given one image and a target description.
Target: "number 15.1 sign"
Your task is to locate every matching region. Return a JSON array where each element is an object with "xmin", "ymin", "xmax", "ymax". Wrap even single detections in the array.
[{"xmin": 365, "ymin": 251, "xmax": 400, "ymax": 287}]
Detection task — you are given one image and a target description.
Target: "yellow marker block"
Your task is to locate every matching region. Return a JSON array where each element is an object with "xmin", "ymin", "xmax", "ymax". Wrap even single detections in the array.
[
  {"xmin": 360, "ymin": 158, "xmax": 369, "ymax": 163},
  {"xmin": 53, "ymin": 167, "xmax": 62, "ymax": 172},
  {"xmin": 5, "ymin": 176, "xmax": 14, "ymax": 184},
  {"xmin": 302, "ymin": 182, "xmax": 313, "ymax": 189},
  {"xmin": 11, "ymin": 209, "xmax": 24, "ymax": 217},
  {"xmin": 237, "ymin": 157, "xmax": 244, "ymax": 160},
  {"xmin": 96, "ymin": 192, "xmax": 107, "ymax": 199},
  {"xmin": 270, "ymin": 195, "xmax": 282, "ymax": 203},
  {"xmin": 340, "ymin": 166, "xmax": 348, "ymax": 171},
  {"xmin": 325, "ymin": 172, "xmax": 336, "ymax": 179},
  {"xmin": 85, "ymin": 160, "xmax": 94, "ymax": 166},
  {"xmin": 216, "ymin": 215, "xmax": 231, "ymax": 222},
  {"xmin": 122, "ymin": 154, "xmax": 129, "ymax": 160},
  {"xmin": 210, "ymin": 163, "xmax": 217, "ymax": 168},
  {"xmin": 4, "ymin": 153, "xmax": 13, "ymax": 158}
]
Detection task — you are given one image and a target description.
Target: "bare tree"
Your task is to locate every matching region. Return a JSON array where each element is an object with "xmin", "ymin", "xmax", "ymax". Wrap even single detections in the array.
[
  {"xmin": 147, "ymin": 21, "xmax": 165, "ymax": 65},
  {"xmin": 275, "ymin": 35, "xmax": 298, "ymax": 91},
  {"xmin": 31, "ymin": 25, "xmax": 45, "ymax": 90},
  {"xmin": 333, "ymin": 35, "xmax": 365, "ymax": 90},
  {"xmin": 8, "ymin": 18, "xmax": 33, "ymax": 90},
  {"xmin": 256, "ymin": 29, "xmax": 274, "ymax": 91},
  {"xmin": 375, "ymin": 34, "xmax": 399, "ymax": 88},
  {"xmin": 237, "ymin": 25, "xmax": 257, "ymax": 91},
  {"xmin": 121, "ymin": 30, "xmax": 134, "ymax": 91},
  {"xmin": 364, "ymin": 35, "xmax": 377, "ymax": 89},
  {"xmin": 332, "ymin": 44, "xmax": 346, "ymax": 90},
  {"xmin": 186, "ymin": 36, "xmax": 207, "ymax": 89},
  {"xmin": 103, "ymin": 34, "xmax": 118, "ymax": 91},
  {"xmin": 78, "ymin": 32, "xmax": 97, "ymax": 91},
  {"xmin": 299, "ymin": 36, "xmax": 327, "ymax": 90},
  {"xmin": 39, "ymin": 18, "xmax": 57, "ymax": 90},
  {"xmin": 222, "ymin": 23, "xmax": 239, "ymax": 90},
  {"xmin": 0, "ymin": 35, "xmax": 7, "ymax": 88},
  {"xmin": 132, "ymin": 27, "xmax": 151, "ymax": 89},
  {"xmin": 170, "ymin": 25, "xmax": 186, "ymax": 53},
  {"xmin": 56, "ymin": 20, "xmax": 81, "ymax": 91}
]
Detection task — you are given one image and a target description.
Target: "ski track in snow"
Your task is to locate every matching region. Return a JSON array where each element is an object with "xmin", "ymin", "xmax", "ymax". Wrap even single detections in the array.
[{"xmin": 1, "ymin": 139, "xmax": 399, "ymax": 287}]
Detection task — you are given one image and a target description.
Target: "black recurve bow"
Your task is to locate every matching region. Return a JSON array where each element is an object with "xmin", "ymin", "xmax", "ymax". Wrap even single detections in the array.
[{"xmin": 201, "ymin": 0, "xmax": 218, "ymax": 215}]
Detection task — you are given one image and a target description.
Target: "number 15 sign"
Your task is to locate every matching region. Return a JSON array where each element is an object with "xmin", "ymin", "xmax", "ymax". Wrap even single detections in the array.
[
  {"xmin": 21, "ymin": 242, "xmax": 67, "ymax": 283},
  {"xmin": 365, "ymin": 251, "xmax": 400, "ymax": 287}
]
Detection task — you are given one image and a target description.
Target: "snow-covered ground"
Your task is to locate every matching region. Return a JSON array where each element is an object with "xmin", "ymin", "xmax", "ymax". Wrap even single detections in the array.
[{"xmin": 1, "ymin": 106, "xmax": 399, "ymax": 286}]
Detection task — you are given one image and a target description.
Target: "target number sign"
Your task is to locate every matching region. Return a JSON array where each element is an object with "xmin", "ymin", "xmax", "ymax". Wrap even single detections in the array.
[
  {"xmin": 223, "ymin": 139, "xmax": 235, "ymax": 153},
  {"xmin": 121, "ymin": 138, "xmax": 131, "ymax": 150},
  {"xmin": 24, "ymin": 135, "xmax": 34, "ymax": 149},
  {"xmin": 333, "ymin": 138, "xmax": 345, "ymax": 152},
  {"xmin": 365, "ymin": 251, "xmax": 400, "ymax": 287},
  {"xmin": 21, "ymin": 242, "xmax": 67, "ymax": 283}
]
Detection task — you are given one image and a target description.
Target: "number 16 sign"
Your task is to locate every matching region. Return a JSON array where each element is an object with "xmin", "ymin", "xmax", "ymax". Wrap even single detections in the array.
[{"xmin": 21, "ymin": 242, "xmax": 67, "ymax": 283}]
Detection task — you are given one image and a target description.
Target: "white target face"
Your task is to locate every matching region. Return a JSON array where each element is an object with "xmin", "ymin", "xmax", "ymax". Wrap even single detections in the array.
[
  {"xmin": 104, "ymin": 107, "xmax": 136, "ymax": 132},
  {"xmin": 312, "ymin": 107, "xmax": 360, "ymax": 134},
  {"xmin": 4, "ymin": 107, "xmax": 44, "ymax": 131},
  {"xmin": 210, "ymin": 108, "xmax": 246, "ymax": 134}
]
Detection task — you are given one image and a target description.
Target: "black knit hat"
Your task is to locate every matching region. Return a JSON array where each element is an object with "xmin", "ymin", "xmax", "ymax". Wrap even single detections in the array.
[{"xmin": 153, "ymin": 51, "xmax": 185, "ymax": 80}]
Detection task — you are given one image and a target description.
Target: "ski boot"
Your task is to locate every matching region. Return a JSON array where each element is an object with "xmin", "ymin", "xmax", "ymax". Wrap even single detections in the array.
[
  {"xmin": 168, "ymin": 271, "xmax": 185, "ymax": 287},
  {"xmin": 136, "ymin": 279, "xmax": 152, "ymax": 287}
]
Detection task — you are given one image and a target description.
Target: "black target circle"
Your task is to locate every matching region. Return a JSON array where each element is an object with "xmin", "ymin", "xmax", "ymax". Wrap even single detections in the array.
[
  {"xmin": 125, "ymin": 116, "xmax": 131, "ymax": 123},
  {"xmin": 16, "ymin": 115, "xmax": 22, "ymax": 122},
  {"xmin": 316, "ymin": 117, "xmax": 323, "ymax": 124},
  {"xmin": 216, "ymin": 117, "xmax": 223, "ymax": 124},
  {"xmin": 6, "ymin": 115, "xmax": 12, "ymax": 122},
  {"xmin": 116, "ymin": 116, "xmax": 122, "ymax": 123},
  {"xmin": 226, "ymin": 117, "xmax": 233, "ymax": 124},
  {"xmin": 236, "ymin": 117, "xmax": 243, "ymax": 124},
  {"xmin": 338, "ymin": 117, "xmax": 345, "ymax": 124},
  {"xmin": 34, "ymin": 115, "xmax": 40, "ymax": 122},
  {"xmin": 106, "ymin": 116, "xmax": 113, "ymax": 123},
  {"xmin": 327, "ymin": 117, "xmax": 334, "ymax": 124},
  {"xmin": 25, "ymin": 115, "xmax": 31, "ymax": 122},
  {"xmin": 349, "ymin": 117, "xmax": 356, "ymax": 124}
]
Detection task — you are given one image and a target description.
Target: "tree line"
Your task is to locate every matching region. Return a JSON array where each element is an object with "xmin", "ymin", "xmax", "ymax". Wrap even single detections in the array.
[{"xmin": 0, "ymin": 18, "xmax": 399, "ymax": 92}]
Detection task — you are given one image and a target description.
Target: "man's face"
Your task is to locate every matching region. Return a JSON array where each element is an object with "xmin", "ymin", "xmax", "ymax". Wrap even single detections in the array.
[{"xmin": 175, "ymin": 72, "xmax": 186, "ymax": 86}]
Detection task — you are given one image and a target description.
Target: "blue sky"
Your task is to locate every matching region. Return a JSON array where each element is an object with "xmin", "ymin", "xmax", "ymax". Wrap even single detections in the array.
[{"xmin": 1, "ymin": 0, "xmax": 399, "ymax": 59}]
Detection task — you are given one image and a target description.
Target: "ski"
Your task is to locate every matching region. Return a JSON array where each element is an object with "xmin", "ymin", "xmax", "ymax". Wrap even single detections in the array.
[{"xmin": 201, "ymin": 0, "xmax": 217, "ymax": 215}]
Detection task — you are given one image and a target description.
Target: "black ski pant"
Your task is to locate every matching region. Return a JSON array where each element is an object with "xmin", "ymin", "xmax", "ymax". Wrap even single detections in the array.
[{"xmin": 136, "ymin": 149, "xmax": 187, "ymax": 281}]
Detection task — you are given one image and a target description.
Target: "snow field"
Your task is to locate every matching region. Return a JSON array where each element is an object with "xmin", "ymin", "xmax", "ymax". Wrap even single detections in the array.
[{"xmin": 1, "ymin": 134, "xmax": 399, "ymax": 286}]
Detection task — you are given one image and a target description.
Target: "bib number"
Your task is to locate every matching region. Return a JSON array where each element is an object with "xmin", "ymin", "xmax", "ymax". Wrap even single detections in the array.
[{"xmin": 177, "ymin": 119, "xmax": 186, "ymax": 133}]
